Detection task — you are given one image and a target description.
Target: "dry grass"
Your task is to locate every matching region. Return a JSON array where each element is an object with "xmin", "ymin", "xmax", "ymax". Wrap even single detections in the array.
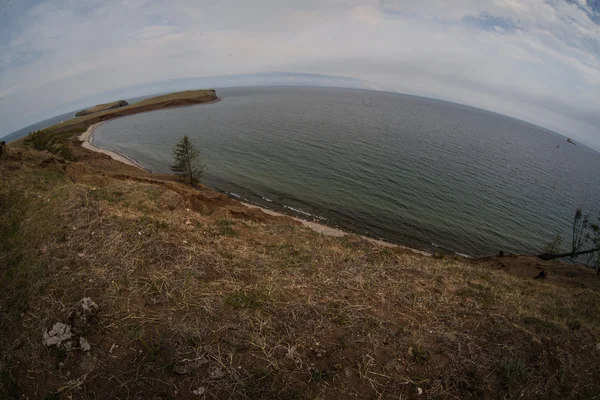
[{"xmin": 1, "ymin": 147, "xmax": 599, "ymax": 399}]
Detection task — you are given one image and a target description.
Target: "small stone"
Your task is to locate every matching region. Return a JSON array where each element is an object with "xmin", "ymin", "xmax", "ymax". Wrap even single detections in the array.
[
  {"xmin": 80, "ymin": 297, "xmax": 98, "ymax": 313},
  {"xmin": 417, "ymin": 387, "xmax": 423, "ymax": 395},
  {"xmin": 596, "ymin": 343, "xmax": 600, "ymax": 351},
  {"xmin": 192, "ymin": 387, "xmax": 205, "ymax": 396},
  {"xmin": 80, "ymin": 337, "xmax": 91, "ymax": 352},
  {"xmin": 43, "ymin": 322, "xmax": 73, "ymax": 347}
]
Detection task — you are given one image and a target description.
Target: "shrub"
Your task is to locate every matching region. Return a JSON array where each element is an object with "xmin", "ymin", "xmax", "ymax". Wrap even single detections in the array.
[{"xmin": 24, "ymin": 130, "xmax": 77, "ymax": 161}]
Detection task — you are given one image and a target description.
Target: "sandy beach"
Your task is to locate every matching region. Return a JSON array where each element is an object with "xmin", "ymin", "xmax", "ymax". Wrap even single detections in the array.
[
  {"xmin": 78, "ymin": 122, "xmax": 146, "ymax": 170},
  {"xmin": 78, "ymin": 123, "xmax": 430, "ymax": 255},
  {"xmin": 242, "ymin": 202, "xmax": 431, "ymax": 256}
]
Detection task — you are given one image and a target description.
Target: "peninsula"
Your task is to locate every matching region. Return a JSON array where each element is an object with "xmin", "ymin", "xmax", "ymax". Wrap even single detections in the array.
[{"xmin": 38, "ymin": 89, "xmax": 218, "ymax": 141}]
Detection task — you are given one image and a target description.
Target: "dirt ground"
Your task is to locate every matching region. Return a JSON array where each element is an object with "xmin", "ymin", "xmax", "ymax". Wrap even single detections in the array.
[{"xmin": 1, "ymin": 144, "xmax": 599, "ymax": 399}]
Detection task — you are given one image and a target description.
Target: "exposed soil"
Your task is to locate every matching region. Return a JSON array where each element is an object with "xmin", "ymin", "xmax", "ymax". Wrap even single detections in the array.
[{"xmin": 1, "ymin": 141, "xmax": 599, "ymax": 400}]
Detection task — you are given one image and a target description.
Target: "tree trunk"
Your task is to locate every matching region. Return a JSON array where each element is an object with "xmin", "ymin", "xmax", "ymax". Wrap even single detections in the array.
[
  {"xmin": 538, "ymin": 247, "xmax": 600, "ymax": 261},
  {"xmin": 186, "ymin": 152, "xmax": 193, "ymax": 186}
]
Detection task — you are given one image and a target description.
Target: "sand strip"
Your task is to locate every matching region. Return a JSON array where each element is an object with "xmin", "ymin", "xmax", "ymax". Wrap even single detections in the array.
[
  {"xmin": 241, "ymin": 202, "xmax": 431, "ymax": 256},
  {"xmin": 78, "ymin": 122, "xmax": 430, "ymax": 256},
  {"xmin": 78, "ymin": 122, "xmax": 146, "ymax": 170}
]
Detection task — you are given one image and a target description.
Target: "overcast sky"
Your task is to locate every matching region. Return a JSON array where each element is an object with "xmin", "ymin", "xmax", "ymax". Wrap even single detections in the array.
[{"xmin": 1, "ymin": 0, "xmax": 599, "ymax": 149}]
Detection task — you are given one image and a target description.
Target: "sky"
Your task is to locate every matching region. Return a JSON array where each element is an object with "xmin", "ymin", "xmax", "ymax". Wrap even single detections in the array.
[{"xmin": 1, "ymin": 0, "xmax": 599, "ymax": 149}]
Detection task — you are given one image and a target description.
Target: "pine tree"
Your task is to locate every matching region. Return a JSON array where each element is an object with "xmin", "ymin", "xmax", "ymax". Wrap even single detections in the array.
[{"xmin": 170, "ymin": 136, "xmax": 204, "ymax": 186}]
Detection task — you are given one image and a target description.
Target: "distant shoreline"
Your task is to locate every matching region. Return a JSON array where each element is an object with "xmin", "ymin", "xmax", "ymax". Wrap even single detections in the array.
[
  {"xmin": 78, "ymin": 122, "xmax": 146, "ymax": 170},
  {"xmin": 78, "ymin": 116, "xmax": 431, "ymax": 257}
]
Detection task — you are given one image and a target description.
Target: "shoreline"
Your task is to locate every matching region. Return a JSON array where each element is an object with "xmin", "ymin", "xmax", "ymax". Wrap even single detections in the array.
[
  {"xmin": 76, "ymin": 97, "xmax": 223, "ymax": 170},
  {"xmin": 78, "ymin": 123, "xmax": 431, "ymax": 256},
  {"xmin": 78, "ymin": 122, "xmax": 147, "ymax": 170},
  {"xmin": 242, "ymin": 202, "xmax": 431, "ymax": 256}
]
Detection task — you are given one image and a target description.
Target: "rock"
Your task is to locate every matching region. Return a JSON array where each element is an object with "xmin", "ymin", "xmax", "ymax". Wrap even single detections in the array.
[
  {"xmin": 192, "ymin": 387, "xmax": 206, "ymax": 396},
  {"xmin": 80, "ymin": 337, "xmax": 91, "ymax": 352},
  {"xmin": 43, "ymin": 322, "xmax": 73, "ymax": 347},
  {"xmin": 417, "ymin": 387, "xmax": 423, "ymax": 395},
  {"xmin": 80, "ymin": 297, "xmax": 98, "ymax": 313}
]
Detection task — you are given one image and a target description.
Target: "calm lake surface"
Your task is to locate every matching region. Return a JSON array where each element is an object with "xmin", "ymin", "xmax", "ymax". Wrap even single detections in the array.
[{"xmin": 93, "ymin": 86, "xmax": 600, "ymax": 256}]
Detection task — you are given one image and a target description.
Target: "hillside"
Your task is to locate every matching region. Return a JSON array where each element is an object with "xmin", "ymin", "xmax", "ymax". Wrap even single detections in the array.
[
  {"xmin": 75, "ymin": 100, "xmax": 129, "ymax": 117},
  {"xmin": 9, "ymin": 90, "xmax": 219, "ymax": 146},
  {"xmin": 1, "ymin": 136, "xmax": 599, "ymax": 399}
]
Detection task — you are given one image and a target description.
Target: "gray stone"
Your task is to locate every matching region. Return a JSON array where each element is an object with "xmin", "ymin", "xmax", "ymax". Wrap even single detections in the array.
[
  {"xmin": 42, "ymin": 322, "xmax": 73, "ymax": 347},
  {"xmin": 192, "ymin": 387, "xmax": 206, "ymax": 396},
  {"xmin": 80, "ymin": 297, "xmax": 98, "ymax": 313},
  {"xmin": 80, "ymin": 337, "xmax": 91, "ymax": 352}
]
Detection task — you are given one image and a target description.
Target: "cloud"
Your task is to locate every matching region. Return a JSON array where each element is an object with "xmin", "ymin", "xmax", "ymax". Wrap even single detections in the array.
[{"xmin": 0, "ymin": 0, "xmax": 599, "ymax": 149}]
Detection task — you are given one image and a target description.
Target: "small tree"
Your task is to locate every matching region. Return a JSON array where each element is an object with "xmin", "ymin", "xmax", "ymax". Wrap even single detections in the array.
[
  {"xmin": 539, "ymin": 208, "xmax": 600, "ymax": 266},
  {"xmin": 23, "ymin": 130, "xmax": 76, "ymax": 161},
  {"xmin": 170, "ymin": 136, "xmax": 204, "ymax": 186},
  {"xmin": 543, "ymin": 234, "xmax": 563, "ymax": 255},
  {"xmin": 571, "ymin": 208, "xmax": 589, "ymax": 258}
]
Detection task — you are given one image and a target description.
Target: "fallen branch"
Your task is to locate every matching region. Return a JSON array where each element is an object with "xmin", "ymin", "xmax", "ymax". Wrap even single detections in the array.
[{"xmin": 538, "ymin": 247, "xmax": 600, "ymax": 261}]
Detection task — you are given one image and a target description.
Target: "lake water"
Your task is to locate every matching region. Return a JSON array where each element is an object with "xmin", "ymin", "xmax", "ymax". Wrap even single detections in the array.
[{"xmin": 92, "ymin": 86, "xmax": 600, "ymax": 256}]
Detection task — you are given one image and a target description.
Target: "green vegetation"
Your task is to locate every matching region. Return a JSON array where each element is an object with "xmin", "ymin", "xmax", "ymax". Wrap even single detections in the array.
[
  {"xmin": 170, "ymin": 135, "xmax": 204, "ymax": 186},
  {"xmin": 23, "ymin": 129, "xmax": 76, "ymax": 160},
  {"xmin": 225, "ymin": 290, "xmax": 265, "ymax": 309},
  {"xmin": 75, "ymin": 99, "xmax": 128, "ymax": 117},
  {"xmin": 216, "ymin": 218, "xmax": 238, "ymax": 236},
  {"xmin": 45, "ymin": 89, "xmax": 218, "ymax": 138},
  {"xmin": 7, "ymin": 90, "xmax": 218, "ymax": 148}
]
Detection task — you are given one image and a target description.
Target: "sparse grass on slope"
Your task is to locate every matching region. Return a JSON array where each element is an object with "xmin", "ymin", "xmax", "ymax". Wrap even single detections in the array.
[{"xmin": 1, "ymin": 147, "xmax": 599, "ymax": 399}]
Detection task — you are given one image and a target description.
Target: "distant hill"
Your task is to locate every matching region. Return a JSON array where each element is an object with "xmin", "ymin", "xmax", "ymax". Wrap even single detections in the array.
[
  {"xmin": 75, "ymin": 100, "xmax": 129, "ymax": 117},
  {"xmin": 0, "ymin": 110, "xmax": 76, "ymax": 143}
]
